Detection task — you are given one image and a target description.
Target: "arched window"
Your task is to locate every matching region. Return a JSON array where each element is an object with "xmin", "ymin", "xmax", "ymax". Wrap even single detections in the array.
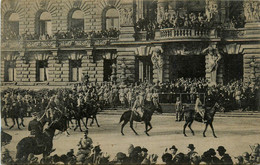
[
  {"xmin": 69, "ymin": 10, "xmax": 84, "ymax": 30},
  {"xmin": 105, "ymin": 8, "xmax": 119, "ymax": 30},
  {"xmin": 38, "ymin": 12, "xmax": 52, "ymax": 36},
  {"xmin": 5, "ymin": 12, "xmax": 19, "ymax": 38}
]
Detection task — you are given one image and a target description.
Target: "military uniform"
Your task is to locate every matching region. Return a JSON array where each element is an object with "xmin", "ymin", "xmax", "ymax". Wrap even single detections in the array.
[{"xmin": 28, "ymin": 116, "xmax": 44, "ymax": 146}]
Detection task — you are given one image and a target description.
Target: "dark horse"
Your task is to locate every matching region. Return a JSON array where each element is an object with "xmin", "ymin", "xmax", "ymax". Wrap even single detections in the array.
[
  {"xmin": 119, "ymin": 104, "xmax": 162, "ymax": 136},
  {"xmin": 6, "ymin": 106, "xmax": 25, "ymax": 130},
  {"xmin": 73, "ymin": 101, "xmax": 101, "ymax": 132},
  {"xmin": 180, "ymin": 102, "xmax": 222, "ymax": 138},
  {"xmin": 16, "ymin": 115, "xmax": 67, "ymax": 160}
]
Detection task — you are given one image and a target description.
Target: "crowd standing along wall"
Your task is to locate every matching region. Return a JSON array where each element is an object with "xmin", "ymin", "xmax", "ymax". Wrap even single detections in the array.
[{"xmin": 1, "ymin": 0, "xmax": 260, "ymax": 88}]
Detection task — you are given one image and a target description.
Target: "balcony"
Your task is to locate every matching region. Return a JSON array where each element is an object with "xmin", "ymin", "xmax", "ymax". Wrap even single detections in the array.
[
  {"xmin": 1, "ymin": 40, "xmax": 23, "ymax": 50},
  {"xmin": 221, "ymin": 28, "xmax": 245, "ymax": 40},
  {"xmin": 155, "ymin": 28, "xmax": 217, "ymax": 40},
  {"xmin": 1, "ymin": 38, "xmax": 119, "ymax": 51}
]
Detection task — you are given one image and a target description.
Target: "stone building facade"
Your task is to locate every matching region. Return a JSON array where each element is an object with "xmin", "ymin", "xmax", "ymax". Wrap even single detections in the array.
[{"xmin": 1, "ymin": 0, "xmax": 260, "ymax": 87}]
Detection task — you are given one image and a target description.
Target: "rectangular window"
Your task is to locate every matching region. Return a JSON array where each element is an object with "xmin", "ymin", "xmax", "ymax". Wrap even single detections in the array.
[
  {"xmin": 4, "ymin": 61, "xmax": 16, "ymax": 82},
  {"xmin": 69, "ymin": 60, "xmax": 82, "ymax": 82},
  {"xmin": 36, "ymin": 60, "xmax": 48, "ymax": 82}
]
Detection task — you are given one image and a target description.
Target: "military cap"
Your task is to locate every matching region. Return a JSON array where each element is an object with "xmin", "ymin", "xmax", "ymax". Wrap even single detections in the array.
[
  {"xmin": 217, "ymin": 146, "xmax": 226, "ymax": 152},
  {"xmin": 187, "ymin": 144, "xmax": 195, "ymax": 150},
  {"xmin": 169, "ymin": 145, "xmax": 178, "ymax": 151},
  {"xmin": 116, "ymin": 152, "xmax": 126, "ymax": 160},
  {"xmin": 141, "ymin": 148, "xmax": 148, "ymax": 152}
]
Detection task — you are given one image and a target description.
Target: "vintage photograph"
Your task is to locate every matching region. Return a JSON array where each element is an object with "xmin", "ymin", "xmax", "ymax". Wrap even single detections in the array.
[{"xmin": 1, "ymin": 0, "xmax": 260, "ymax": 164}]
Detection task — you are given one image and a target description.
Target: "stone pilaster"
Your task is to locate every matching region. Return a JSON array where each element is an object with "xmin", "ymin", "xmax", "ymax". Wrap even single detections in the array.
[
  {"xmin": 119, "ymin": 0, "xmax": 135, "ymax": 41},
  {"xmin": 1, "ymin": 58, "xmax": 5, "ymax": 82},
  {"xmin": 28, "ymin": 60, "xmax": 36, "ymax": 82},
  {"xmin": 48, "ymin": 51, "xmax": 57, "ymax": 82},
  {"xmin": 242, "ymin": 44, "xmax": 260, "ymax": 83},
  {"xmin": 61, "ymin": 59, "xmax": 69, "ymax": 82}
]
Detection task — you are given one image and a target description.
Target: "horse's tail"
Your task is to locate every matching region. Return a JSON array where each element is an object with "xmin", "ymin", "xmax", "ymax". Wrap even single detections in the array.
[
  {"xmin": 179, "ymin": 111, "xmax": 185, "ymax": 121},
  {"xmin": 119, "ymin": 113, "xmax": 125, "ymax": 124},
  {"xmin": 119, "ymin": 110, "xmax": 131, "ymax": 123}
]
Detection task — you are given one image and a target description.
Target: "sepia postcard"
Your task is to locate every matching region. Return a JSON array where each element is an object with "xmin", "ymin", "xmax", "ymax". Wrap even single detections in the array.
[{"xmin": 1, "ymin": 0, "xmax": 260, "ymax": 164}]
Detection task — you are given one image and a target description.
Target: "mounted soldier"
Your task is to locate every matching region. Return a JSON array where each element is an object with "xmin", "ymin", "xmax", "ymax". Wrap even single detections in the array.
[
  {"xmin": 195, "ymin": 94, "xmax": 206, "ymax": 123},
  {"xmin": 132, "ymin": 92, "xmax": 145, "ymax": 120},
  {"xmin": 28, "ymin": 112, "xmax": 44, "ymax": 147},
  {"xmin": 45, "ymin": 95, "xmax": 61, "ymax": 124}
]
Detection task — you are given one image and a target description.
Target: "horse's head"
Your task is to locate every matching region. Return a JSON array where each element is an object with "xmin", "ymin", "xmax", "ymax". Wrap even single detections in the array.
[
  {"xmin": 212, "ymin": 102, "xmax": 225, "ymax": 113},
  {"xmin": 155, "ymin": 106, "xmax": 163, "ymax": 114}
]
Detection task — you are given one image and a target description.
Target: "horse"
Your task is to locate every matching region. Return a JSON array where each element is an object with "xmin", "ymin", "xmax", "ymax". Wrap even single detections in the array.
[
  {"xmin": 180, "ymin": 102, "xmax": 222, "ymax": 138},
  {"xmin": 16, "ymin": 114, "xmax": 67, "ymax": 160},
  {"xmin": 1, "ymin": 130, "xmax": 12, "ymax": 146},
  {"xmin": 119, "ymin": 103, "xmax": 162, "ymax": 136},
  {"xmin": 6, "ymin": 104, "xmax": 25, "ymax": 130},
  {"xmin": 73, "ymin": 100, "xmax": 101, "ymax": 132},
  {"xmin": 85, "ymin": 101, "xmax": 101, "ymax": 128}
]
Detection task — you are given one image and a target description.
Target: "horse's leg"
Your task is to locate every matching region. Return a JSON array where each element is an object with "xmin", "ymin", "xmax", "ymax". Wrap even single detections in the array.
[
  {"xmin": 90, "ymin": 117, "xmax": 94, "ymax": 126},
  {"xmin": 144, "ymin": 122, "xmax": 149, "ymax": 136},
  {"xmin": 94, "ymin": 115, "xmax": 100, "ymax": 127},
  {"xmin": 188, "ymin": 120, "xmax": 194, "ymax": 136},
  {"xmin": 20, "ymin": 116, "xmax": 25, "ymax": 127},
  {"xmin": 74, "ymin": 119, "xmax": 79, "ymax": 131},
  {"xmin": 183, "ymin": 121, "xmax": 189, "ymax": 137},
  {"xmin": 209, "ymin": 123, "xmax": 217, "ymax": 138},
  {"xmin": 130, "ymin": 120, "xmax": 138, "ymax": 135},
  {"xmin": 86, "ymin": 117, "xmax": 89, "ymax": 128},
  {"xmin": 16, "ymin": 118, "xmax": 21, "ymax": 130},
  {"xmin": 203, "ymin": 123, "xmax": 209, "ymax": 137},
  {"xmin": 80, "ymin": 118, "xmax": 87, "ymax": 130},
  {"xmin": 4, "ymin": 116, "xmax": 9, "ymax": 126},
  {"xmin": 78, "ymin": 119, "xmax": 83, "ymax": 132},
  {"xmin": 121, "ymin": 120, "xmax": 128, "ymax": 136},
  {"xmin": 9, "ymin": 118, "xmax": 15, "ymax": 129},
  {"xmin": 146, "ymin": 122, "xmax": 153, "ymax": 132}
]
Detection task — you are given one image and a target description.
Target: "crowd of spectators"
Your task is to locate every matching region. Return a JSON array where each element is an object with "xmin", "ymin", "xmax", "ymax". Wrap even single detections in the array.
[
  {"xmin": 158, "ymin": 12, "xmax": 215, "ymax": 29},
  {"xmin": 2, "ymin": 135, "xmax": 260, "ymax": 165},
  {"xmin": 230, "ymin": 14, "xmax": 246, "ymax": 29},
  {"xmin": 1, "ymin": 78, "xmax": 259, "ymax": 120},
  {"xmin": 135, "ymin": 18, "xmax": 157, "ymax": 40},
  {"xmin": 2, "ymin": 27, "xmax": 120, "ymax": 42}
]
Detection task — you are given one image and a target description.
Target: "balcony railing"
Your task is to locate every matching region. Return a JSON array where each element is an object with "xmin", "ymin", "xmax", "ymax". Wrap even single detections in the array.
[
  {"xmin": 156, "ymin": 28, "xmax": 216, "ymax": 39},
  {"xmin": 221, "ymin": 28, "xmax": 245, "ymax": 39},
  {"xmin": 2, "ymin": 38, "xmax": 119, "ymax": 50}
]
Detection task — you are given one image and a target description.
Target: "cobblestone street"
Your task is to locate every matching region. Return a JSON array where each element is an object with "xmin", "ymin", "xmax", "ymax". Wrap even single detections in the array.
[{"xmin": 2, "ymin": 113, "xmax": 260, "ymax": 164}]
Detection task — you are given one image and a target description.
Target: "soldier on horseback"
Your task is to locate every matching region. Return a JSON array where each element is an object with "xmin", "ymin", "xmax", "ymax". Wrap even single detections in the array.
[
  {"xmin": 45, "ymin": 95, "xmax": 61, "ymax": 124},
  {"xmin": 132, "ymin": 92, "xmax": 145, "ymax": 120},
  {"xmin": 28, "ymin": 112, "xmax": 44, "ymax": 147},
  {"xmin": 195, "ymin": 94, "xmax": 206, "ymax": 123}
]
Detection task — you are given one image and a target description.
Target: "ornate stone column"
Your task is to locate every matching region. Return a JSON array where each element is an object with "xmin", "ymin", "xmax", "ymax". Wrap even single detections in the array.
[
  {"xmin": 203, "ymin": 43, "xmax": 223, "ymax": 86},
  {"xmin": 119, "ymin": 0, "xmax": 135, "ymax": 41},
  {"xmin": 151, "ymin": 48, "xmax": 164, "ymax": 83}
]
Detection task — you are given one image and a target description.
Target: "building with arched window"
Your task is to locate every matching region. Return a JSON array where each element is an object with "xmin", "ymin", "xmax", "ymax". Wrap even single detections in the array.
[
  {"xmin": 36, "ymin": 11, "xmax": 52, "ymax": 36},
  {"xmin": 0, "ymin": 0, "xmax": 259, "ymax": 89},
  {"xmin": 104, "ymin": 8, "xmax": 119, "ymax": 30},
  {"xmin": 69, "ymin": 9, "xmax": 84, "ymax": 30}
]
